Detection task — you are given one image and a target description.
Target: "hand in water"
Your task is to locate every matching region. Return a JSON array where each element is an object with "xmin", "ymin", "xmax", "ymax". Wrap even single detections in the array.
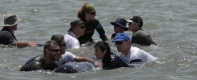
[
  {"xmin": 28, "ymin": 42, "xmax": 38, "ymax": 47},
  {"xmin": 94, "ymin": 61, "xmax": 100, "ymax": 67}
]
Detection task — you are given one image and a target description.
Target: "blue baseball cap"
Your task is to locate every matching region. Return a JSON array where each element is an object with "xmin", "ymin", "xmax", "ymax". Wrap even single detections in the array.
[{"xmin": 113, "ymin": 33, "xmax": 130, "ymax": 42}]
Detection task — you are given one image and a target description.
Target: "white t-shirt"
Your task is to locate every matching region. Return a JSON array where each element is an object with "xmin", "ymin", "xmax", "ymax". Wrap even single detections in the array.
[
  {"xmin": 58, "ymin": 51, "xmax": 76, "ymax": 66},
  {"xmin": 119, "ymin": 46, "xmax": 157, "ymax": 63},
  {"xmin": 64, "ymin": 31, "xmax": 80, "ymax": 49}
]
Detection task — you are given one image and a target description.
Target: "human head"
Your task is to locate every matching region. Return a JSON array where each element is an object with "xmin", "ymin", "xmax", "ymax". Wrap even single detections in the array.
[
  {"xmin": 94, "ymin": 41, "xmax": 111, "ymax": 60},
  {"xmin": 51, "ymin": 34, "xmax": 66, "ymax": 55},
  {"xmin": 1, "ymin": 14, "xmax": 21, "ymax": 31},
  {"xmin": 110, "ymin": 18, "xmax": 128, "ymax": 32},
  {"xmin": 69, "ymin": 20, "xmax": 86, "ymax": 38},
  {"xmin": 77, "ymin": 2, "xmax": 96, "ymax": 21},
  {"xmin": 127, "ymin": 16, "xmax": 143, "ymax": 32},
  {"xmin": 113, "ymin": 33, "xmax": 131, "ymax": 53},
  {"xmin": 43, "ymin": 40, "xmax": 61, "ymax": 61}
]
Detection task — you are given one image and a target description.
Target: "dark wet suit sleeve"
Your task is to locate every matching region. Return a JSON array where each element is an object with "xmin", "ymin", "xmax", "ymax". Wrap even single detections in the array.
[
  {"xmin": 96, "ymin": 21, "xmax": 107, "ymax": 41},
  {"xmin": 132, "ymin": 35, "xmax": 155, "ymax": 46},
  {"xmin": 103, "ymin": 53, "xmax": 132, "ymax": 70},
  {"xmin": 20, "ymin": 55, "xmax": 43, "ymax": 71},
  {"xmin": 0, "ymin": 31, "xmax": 16, "ymax": 45},
  {"xmin": 21, "ymin": 61, "xmax": 43, "ymax": 71}
]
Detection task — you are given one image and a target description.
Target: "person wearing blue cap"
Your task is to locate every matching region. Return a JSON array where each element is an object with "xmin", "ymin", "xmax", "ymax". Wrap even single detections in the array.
[
  {"xmin": 107, "ymin": 18, "xmax": 128, "ymax": 41},
  {"xmin": 113, "ymin": 33, "xmax": 157, "ymax": 64}
]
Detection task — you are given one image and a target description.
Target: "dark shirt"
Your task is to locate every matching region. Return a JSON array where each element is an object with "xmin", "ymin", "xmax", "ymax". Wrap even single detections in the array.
[
  {"xmin": 132, "ymin": 29, "xmax": 156, "ymax": 46},
  {"xmin": 0, "ymin": 27, "xmax": 17, "ymax": 45},
  {"xmin": 102, "ymin": 52, "xmax": 132, "ymax": 70},
  {"xmin": 78, "ymin": 19, "xmax": 107, "ymax": 44},
  {"xmin": 19, "ymin": 55, "xmax": 58, "ymax": 71},
  {"xmin": 111, "ymin": 33, "xmax": 116, "ymax": 39}
]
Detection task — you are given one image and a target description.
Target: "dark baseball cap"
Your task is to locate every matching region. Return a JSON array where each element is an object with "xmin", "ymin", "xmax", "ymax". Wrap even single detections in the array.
[{"xmin": 127, "ymin": 16, "xmax": 143, "ymax": 27}]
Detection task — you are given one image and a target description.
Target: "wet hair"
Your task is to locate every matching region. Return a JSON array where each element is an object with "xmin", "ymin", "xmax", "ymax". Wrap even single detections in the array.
[
  {"xmin": 94, "ymin": 41, "xmax": 111, "ymax": 62},
  {"xmin": 43, "ymin": 40, "xmax": 58, "ymax": 54},
  {"xmin": 77, "ymin": 2, "xmax": 89, "ymax": 20},
  {"xmin": 51, "ymin": 34, "xmax": 64, "ymax": 46}
]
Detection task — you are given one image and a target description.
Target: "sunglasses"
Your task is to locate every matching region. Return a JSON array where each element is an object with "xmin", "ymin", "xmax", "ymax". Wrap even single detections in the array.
[
  {"xmin": 128, "ymin": 22, "xmax": 137, "ymax": 25},
  {"xmin": 61, "ymin": 43, "xmax": 66, "ymax": 46},
  {"xmin": 48, "ymin": 49, "xmax": 60, "ymax": 52},
  {"xmin": 89, "ymin": 12, "xmax": 96, "ymax": 15},
  {"xmin": 79, "ymin": 26, "xmax": 85, "ymax": 29},
  {"xmin": 115, "ymin": 41, "xmax": 124, "ymax": 45}
]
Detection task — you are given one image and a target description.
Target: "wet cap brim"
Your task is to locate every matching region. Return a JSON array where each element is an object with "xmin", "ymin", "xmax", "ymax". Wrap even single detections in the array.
[{"xmin": 126, "ymin": 19, "xmax": 133, "ymax": 23}]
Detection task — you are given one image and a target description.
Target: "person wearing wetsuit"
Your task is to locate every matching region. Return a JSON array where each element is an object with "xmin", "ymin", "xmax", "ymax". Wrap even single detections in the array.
[
  {"xmin": 0, "ymin": 14, "xmax": 37, "ymax": 48},
  {"xmin": 77, "ymin": 2, "xmax": 107, "ymax": 44},
  {"xmin": 126, "ymin": 16, "xmax": 156, "ymax": 46},
  {"xmin": 20, "ymin": 40, "xmax": 61, "ymax": 71},
  {"xmin": 94, "ymin": 41, "xmax": 132, "ymax": 70}
]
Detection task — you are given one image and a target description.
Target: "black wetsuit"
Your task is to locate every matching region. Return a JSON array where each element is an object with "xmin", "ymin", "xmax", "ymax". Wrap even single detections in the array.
[
  {"xmin": 132, "ymin": 29, "xmax": 156, "ymax": 46},
  {"xmin": 20, "ymin": 55, "xmax": 58, "ymax": 71},
  {"xmin": 0, "ymin": 27, "xmax": 17, "ymax": 45},
  {"xmin": 102, "ymin": 52, "xmax": 132, "ymax": 70},
  {"xmin": 78, "ymin": 19, "xmax": 107, "ymax": 44}
]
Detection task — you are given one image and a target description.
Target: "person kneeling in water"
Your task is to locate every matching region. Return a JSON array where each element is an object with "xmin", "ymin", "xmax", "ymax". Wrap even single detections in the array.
[
  {"xmin": 94, "ymin": 41, "xmax": 133, "ymax": 70},
  {"xmin": 20, "ymin": 40, "xmax": 61, "ymax": 71}
]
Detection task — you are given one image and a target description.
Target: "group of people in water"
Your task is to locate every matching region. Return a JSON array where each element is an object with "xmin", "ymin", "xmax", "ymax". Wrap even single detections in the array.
[{"xmin": 0, "ymin": 2, "xmax": 157, "ymax": 73}]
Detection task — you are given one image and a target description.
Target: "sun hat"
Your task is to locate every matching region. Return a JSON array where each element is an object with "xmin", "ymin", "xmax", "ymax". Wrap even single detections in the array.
[
  {"xmin": 68, "ymin": 20, "xmax": 85, "ymax": 32},
  {"xmin": 0, "ymin": 14, "xmax": 21, "ymax": 27},
  {"xmin": 110, "ymin": 18, "xmax": 128, "ymax": 31}
]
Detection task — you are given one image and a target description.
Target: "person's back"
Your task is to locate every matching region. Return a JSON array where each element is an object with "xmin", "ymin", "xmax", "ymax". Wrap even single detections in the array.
[
  {"xmin": 78, "ymin": 19, "xmax": 102, "ymax": 43},
  {"xmin": 0, "ymin": 28, "xmax": 17, "ymax": 45},
  {"xmin": 102, "ymin": 52, "xmax": 132, "ymax": 69},
  {"xmin": 57, "ymin": 51, "xmax": 76, "ymax": 66},
  {"xmin": 132, "ymin": 29, "xmax": 155, "ymax": 45},
  {"xmin": 64, "ymin": 32, "xmax": 80, "ymax": 49},
  {"xmin": 119, "ymin": 46, "xmax": 157, "ymax": 63}
]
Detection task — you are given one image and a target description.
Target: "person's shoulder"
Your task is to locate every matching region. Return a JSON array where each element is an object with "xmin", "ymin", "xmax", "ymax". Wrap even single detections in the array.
[
  {"xmin": 134, "ymin": 30, "xmax": 149, "ymax": 37},
  {"xmin": 93, "ymin": 19, "xmax": 99, "ymax": 22},
  {"xmin": 0, "ymin": 30, "xmax": 11, "ymax": 36},
  {"xmin": 65, "ymin": 51, "xmax": 73, "ymax": 54},
  {"xmin": 63, "ymin": 51, "xmax": 75, "ymax": 56},
  {"xmin": 91, "ymin": 19, "xmax": 100, "ymax": 24},
  {"xmin": 131, "ymin": 46, "xmax": 141, "ymax": 51}
]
